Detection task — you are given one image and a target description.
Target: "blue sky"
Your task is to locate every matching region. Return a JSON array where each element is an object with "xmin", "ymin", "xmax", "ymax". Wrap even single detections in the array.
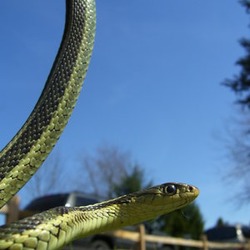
[{"xmin": 0, "ymin": 1, "xmax": 249, "ymax": 229}]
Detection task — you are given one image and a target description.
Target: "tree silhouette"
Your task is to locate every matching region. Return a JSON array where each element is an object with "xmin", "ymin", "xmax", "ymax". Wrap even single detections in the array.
[
  {"xmin": 161, "ymin": 202, "xmax": 204, "ymax": 240},
  {"xmin": 223, "ymin": 0, "xmax": 250, "ymax": 204},
  {"xmin": 79, "ymin": 145, "xmax": 152, "ymax": 199},
  {"xmin": 223, "ymin": 0, "xmax": 250, "ymax": 109},
  {"xmin": 112, "ymin": 165, "xmax": 152, "ymax": 197}
]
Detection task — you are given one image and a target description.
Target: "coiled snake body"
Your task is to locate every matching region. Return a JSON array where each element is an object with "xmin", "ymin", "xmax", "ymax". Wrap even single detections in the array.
[{"xmin": 0, "ymin": 1, "xmax": 199, "ymax": 249}]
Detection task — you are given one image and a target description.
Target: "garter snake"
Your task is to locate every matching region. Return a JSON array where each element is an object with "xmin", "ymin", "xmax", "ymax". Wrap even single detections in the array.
[{"xmin": 0, "ymin": 0, "xmax": 199, "ymax": 249}]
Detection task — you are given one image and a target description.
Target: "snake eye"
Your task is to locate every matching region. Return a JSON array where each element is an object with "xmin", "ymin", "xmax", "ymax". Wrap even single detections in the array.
[{"xmin": 165, "ymin": 184, "xmax": 177, "ymax": 196}]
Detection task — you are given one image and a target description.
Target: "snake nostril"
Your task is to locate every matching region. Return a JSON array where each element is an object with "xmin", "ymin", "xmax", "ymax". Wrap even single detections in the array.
[{"xmin": 188, "ymin": 185, "xmax": 194, "ymax": 192}]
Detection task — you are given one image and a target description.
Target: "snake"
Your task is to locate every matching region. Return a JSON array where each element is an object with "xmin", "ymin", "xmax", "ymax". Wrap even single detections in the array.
[{"xmin": 0, "ymin": 0, "xmax": 199, "ymax": 249}]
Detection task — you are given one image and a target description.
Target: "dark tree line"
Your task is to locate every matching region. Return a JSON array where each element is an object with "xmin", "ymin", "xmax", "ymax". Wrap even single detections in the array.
[
  {"xmin": 223, "ymin": 0, "xmax": 250, "ymax": 203},
  {"xmin": 223, "ymin": 0, "xmax": 250, "ymax": 108}
]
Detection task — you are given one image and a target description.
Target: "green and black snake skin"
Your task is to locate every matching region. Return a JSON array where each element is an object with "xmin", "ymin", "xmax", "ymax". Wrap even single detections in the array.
[{"xmin": 0, "ymin": 1, "xmax": 199, "ymax": 249}]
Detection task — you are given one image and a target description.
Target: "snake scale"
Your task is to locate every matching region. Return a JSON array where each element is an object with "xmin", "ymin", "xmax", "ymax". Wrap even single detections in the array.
[{"xmin": 0, "ymin": 0, "xmax": 199, "ymax": 249}]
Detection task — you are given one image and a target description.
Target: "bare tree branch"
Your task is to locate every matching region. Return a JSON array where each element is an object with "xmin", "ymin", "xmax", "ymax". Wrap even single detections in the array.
[
  {"xmin": 78, "ymin": 145, "xmax": 149, "ymax": 199},
  {"xmin": 223, "ymin": 111, "xmax": 250, "ymax": 205},
  {"xmin": 23, "ymin": 151, "xmax": 67, "ymax": 199}
]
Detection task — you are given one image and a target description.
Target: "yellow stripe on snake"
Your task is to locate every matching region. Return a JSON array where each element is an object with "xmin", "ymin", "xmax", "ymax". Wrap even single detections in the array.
[{"xmin": 0, "ymin": 0, "xmax": 199, "ymax": 249}]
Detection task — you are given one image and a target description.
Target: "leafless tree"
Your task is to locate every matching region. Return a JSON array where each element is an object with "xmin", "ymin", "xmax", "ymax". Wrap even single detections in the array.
[
  {"xmin": 22, "ymin": 144, "xmax": 151, "ymax": 203},
  {"xmin": 221, "ymin": 0, "xmax": 250, "ymax": 205},
  {"xmin": 22, "ymin": 151, "xmax": 68, "ymax": 200},
  {"xmin": 224, "ymin": 112, "xmax": 250, "ymax": 204},
  {"xmin": 78, "ymin": 145, "xmax": 148, "ymax": 199}
]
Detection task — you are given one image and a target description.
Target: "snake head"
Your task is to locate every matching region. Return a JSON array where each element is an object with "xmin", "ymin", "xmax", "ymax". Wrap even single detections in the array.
[{"xmin": 123, "ymin": 182, "xmax": 199, "ymax": 221}]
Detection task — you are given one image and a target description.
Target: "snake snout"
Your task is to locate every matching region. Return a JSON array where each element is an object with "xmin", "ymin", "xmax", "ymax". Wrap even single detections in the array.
[{"xmin": 187, "ymin": 184, "xmax": 199, "ymax": 197}]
